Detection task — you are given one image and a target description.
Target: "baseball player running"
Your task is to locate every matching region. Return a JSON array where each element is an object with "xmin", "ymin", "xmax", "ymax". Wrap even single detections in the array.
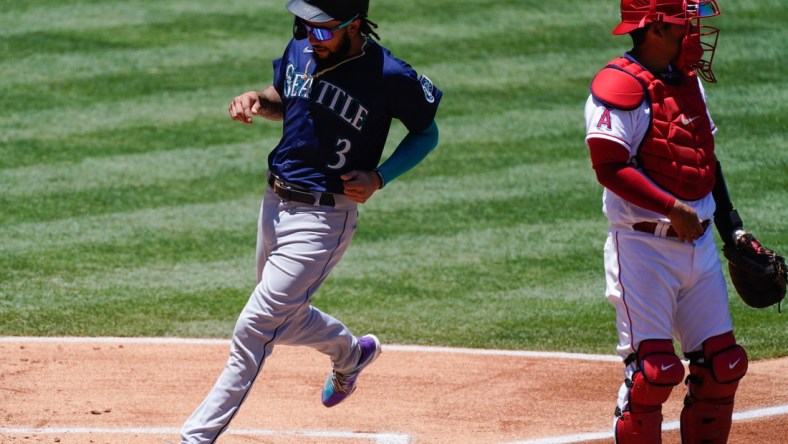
[
  {"xmin": 180, "ymin": 0, "xmax": 441, "ymax": 442},
  {"xmin": 584, "ymin": 1, "xmax": 750, "ymax": 442}
]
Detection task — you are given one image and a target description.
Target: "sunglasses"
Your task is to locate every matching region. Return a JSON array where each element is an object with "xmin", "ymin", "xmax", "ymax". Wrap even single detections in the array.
[
  {"xmin": 293, "ymin": 15, "xmax": 359, "ymax": 42},
  {"xmin": 690, "ymin": 0, "xmax": 720, "ymax": 18}
]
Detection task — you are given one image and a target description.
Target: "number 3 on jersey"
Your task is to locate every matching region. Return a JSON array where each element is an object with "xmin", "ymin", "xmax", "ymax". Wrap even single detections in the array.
[{"xmin": 327, "ymin": 138, "xmax": 351, "ymax": 169}]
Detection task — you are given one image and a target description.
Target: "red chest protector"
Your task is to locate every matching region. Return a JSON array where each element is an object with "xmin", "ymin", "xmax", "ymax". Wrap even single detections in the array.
[{"xmin": 591, "ymin": 57, "xmax": 716, "ymax": 201}]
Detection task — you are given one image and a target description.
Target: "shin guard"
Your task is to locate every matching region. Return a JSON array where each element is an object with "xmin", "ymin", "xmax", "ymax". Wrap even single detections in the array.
[
  {"xmin": 615, "ymin": 340, "xmax": 684, "ymax": 444},
  {"xmin": 680, "ymin": 332, "xmax": 748, "ymax": 444}
]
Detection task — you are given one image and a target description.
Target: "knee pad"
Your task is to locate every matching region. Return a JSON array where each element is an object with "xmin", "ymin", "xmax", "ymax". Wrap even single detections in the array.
[
  {"xmin": 615, "ymin": 340, "xmax": 684, "ymax": 444},
  {"xmin": 684, "ymin": 332, "xmax": 748, "ymax": 402},
  {"xmin": 629, "ymin": 339, "xmax": 685, "ymax": 410},
  {"xmin": 681, "ymin": 331, "xmax": 748, "ymax": 444}
]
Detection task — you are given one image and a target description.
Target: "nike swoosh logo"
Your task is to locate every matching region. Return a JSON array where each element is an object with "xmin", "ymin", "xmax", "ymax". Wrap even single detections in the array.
[
  {"xmin": 729, "ymin": 358, "xmax": 742, "ymax": 369},
  {"xmin": 660, "ymin": 363, "xmax": 676, "ymax": 371},
  {"xmin": 303, "ymin": 47, "xmax": 314, "ymax": 53},
  {"xmin": 681, "ymin": 115, "xmax": 701, "ymax": 125}
]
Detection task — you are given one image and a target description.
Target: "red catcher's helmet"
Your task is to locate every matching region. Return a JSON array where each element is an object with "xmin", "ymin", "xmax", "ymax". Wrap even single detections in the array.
[{"xmin": 613, "ymin": 0, "xmax": 721, "ymax": 82}]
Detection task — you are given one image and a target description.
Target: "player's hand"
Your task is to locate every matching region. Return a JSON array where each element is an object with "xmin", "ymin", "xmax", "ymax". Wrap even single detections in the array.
[
  {"xmin": 228, "ymin": 91, "xmax": 262, "ymax": 125},
  {"xmin": 668, "ymin": 200, "xmax": 705, "ymax": 243},
  {"xmin": 341, "ymin": 170, "xmax": 382, "ymax": 203}
]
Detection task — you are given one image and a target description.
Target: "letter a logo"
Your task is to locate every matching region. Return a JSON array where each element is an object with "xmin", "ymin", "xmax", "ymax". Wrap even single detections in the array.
[{"xmin": 597, "ymin": 108, "xmax": 612, "ymax": 130}]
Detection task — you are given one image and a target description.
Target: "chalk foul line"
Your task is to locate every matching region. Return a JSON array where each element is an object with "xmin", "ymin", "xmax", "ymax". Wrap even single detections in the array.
[
  {"xmin": 0, "ymin": 427, "xmax": 411, "ymax": 444},
  {"xmin": 500, "ymin": 404, "xmax": 788, "ymax": 444}
]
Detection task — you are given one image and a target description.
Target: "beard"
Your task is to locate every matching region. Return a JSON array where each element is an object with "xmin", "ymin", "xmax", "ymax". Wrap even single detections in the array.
[{"xmin": 312, "ymin": 32, "xmax": 352, "ymax": 71}]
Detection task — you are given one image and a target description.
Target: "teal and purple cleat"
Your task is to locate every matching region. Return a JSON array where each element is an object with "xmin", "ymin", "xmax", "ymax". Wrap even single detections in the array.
[{"xmin": 321, "ymin": 334, "xmax": 381, "ymax": 407}]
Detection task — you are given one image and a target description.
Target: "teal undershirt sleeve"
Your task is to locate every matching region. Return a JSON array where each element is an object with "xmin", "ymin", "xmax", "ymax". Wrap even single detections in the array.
[{"xmin": 375, "ymin": 121, "xmax": 439, "ymax": 187}]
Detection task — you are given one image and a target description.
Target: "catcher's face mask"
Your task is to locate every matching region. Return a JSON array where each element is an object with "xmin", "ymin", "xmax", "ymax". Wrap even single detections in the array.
[
  {"xmin": 614, "ymin": 0, "xmax": 721, "ymax": 82},
  {"xmin": 678, "ymin": 0, "xmax": 721, "ymax": 82}
]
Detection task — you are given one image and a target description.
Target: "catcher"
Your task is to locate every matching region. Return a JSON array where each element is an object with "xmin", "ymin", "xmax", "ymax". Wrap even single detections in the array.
[{"xmin": 584, "ymin": 0, "xmax": 786, "ymax": 442}]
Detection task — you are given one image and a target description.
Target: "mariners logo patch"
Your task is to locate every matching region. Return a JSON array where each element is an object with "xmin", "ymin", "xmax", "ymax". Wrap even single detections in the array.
[{"xmin": 419, "ymin": 75, "xmax": 435, "ymax": 103}]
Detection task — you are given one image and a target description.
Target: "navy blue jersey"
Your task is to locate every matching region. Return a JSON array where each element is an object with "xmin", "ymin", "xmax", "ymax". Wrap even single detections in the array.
[{"xmin": 270, "ymin": 38, "xmax": 442, "ymax": 193}]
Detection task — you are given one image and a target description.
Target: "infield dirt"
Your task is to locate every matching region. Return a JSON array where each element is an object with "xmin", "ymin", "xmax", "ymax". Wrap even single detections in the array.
[{"xmin": 1, "ymin": 339, "xmax": 786, "ymax": 443}]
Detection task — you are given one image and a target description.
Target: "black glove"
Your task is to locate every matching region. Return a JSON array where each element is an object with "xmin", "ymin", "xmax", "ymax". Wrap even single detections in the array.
[{"xmin": 723, "ymin": 231, "xmax": 787, "ymax": 309}]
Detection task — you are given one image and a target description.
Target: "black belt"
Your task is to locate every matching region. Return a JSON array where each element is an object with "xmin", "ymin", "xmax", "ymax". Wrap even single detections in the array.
[
  {"xmin": 267, "ymin": 173, "xmax": 335, "ymax": 207},
  {"xmin": 632, "ymin": 219, "xmax": 711, "ymax": 238}
]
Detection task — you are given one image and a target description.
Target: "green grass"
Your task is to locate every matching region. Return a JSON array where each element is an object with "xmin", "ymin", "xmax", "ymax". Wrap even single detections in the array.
[{"xmin": 0, "ymin": 0, "xmax": 785, "ymax": 360}]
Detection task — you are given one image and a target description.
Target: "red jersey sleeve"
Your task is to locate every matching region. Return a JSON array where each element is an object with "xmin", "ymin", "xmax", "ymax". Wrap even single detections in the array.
[{"xmin": 588, "ymin": 138, "xmax": 675, "ymax": 216}]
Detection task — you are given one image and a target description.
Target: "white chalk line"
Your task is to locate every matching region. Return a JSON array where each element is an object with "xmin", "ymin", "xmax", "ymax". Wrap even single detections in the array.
[
  {"xmin": 500, "ymin": 404, "xmax": 788, "ymax": 444},
  {"xmin": 0, "ymin": 336, "xmax": 622, "ymax": 362},
  {"xmin": 0, "ymin": 427, "xmax": 410, "ymax": 444},
  {"xmin": 4, "ymin": 405, "xmax": 787, "ymax": 444}
]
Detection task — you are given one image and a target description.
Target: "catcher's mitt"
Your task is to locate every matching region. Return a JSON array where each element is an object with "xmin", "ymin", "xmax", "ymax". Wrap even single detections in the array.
[{"xmin": 723, "ymin": 231, "xmax": 787, "ymax": 309}]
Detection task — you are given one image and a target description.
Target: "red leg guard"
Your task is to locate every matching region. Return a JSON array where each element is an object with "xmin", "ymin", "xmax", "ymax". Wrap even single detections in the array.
[
  {"xmin": 680, "ymin": 332, "xmax": 748, "ymax": 444},
  {"xmin": 615, "ymin": 340, "xmax": 684, "ymax": 444},
  {"xmin": 616, "ymin": 410, "xmax": 663, "ymax": 444},
  {"xmin": 681, "ymin": 399, "xmax": 734, "ymax": 444}
]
